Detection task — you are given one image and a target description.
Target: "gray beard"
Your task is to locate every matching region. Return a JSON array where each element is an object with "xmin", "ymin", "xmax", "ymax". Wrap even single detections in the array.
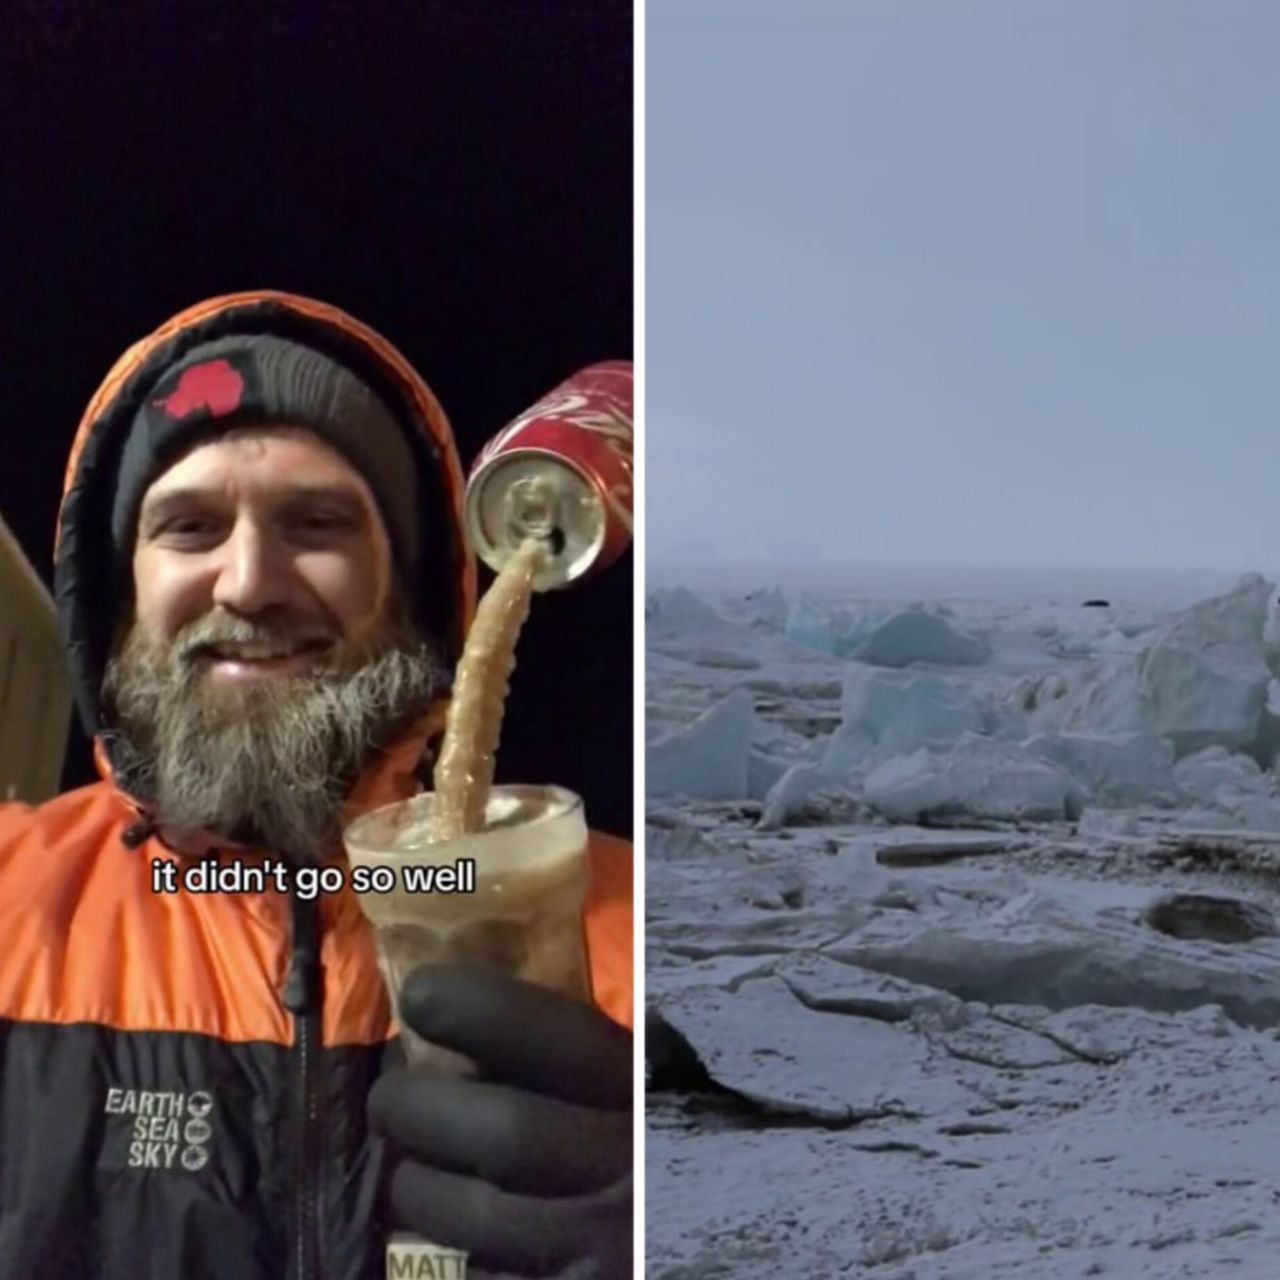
[{"xmin": 101, "ymin": 606, "xmax": 449, "ymax": 863}]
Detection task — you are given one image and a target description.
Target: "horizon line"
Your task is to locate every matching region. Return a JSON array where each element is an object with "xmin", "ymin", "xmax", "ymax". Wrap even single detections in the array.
[{"xmin": 646, "ymin": 555, "xmax": 1279, "ymax": 577}]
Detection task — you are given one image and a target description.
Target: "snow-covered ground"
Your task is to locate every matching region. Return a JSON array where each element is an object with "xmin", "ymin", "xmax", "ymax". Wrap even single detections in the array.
[{"xmin": 645, "ymin": 564, "xmax": 1280, "ymax": 1279}]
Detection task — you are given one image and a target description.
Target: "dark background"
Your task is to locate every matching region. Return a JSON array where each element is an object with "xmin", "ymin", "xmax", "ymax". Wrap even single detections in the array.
[{"xmin": 0, "ymin": 1, "xmax": 633, "ymax": 837}]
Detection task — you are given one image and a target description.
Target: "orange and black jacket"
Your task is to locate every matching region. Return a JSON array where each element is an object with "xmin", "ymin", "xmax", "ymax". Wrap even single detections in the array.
[{"xmin": 0, "ymin": 293, "xmax": 633, "ymax": 1280}]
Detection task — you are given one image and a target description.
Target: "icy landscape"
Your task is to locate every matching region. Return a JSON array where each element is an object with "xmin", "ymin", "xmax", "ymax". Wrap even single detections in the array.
[{"xmin": 645, "ymin": 564, "xmax": 1280, "ymax": 1279}]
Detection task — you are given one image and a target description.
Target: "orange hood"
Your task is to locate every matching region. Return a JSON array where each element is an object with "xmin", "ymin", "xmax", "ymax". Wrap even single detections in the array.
[{"xmin": 53, "ymin": 290, "xmax": 479, "ymax": 830}]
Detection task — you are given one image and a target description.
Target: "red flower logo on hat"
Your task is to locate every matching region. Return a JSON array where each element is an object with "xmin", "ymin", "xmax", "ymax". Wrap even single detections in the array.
[{"xmin": 155, "ymin": 359, "xmax": 245, "ymax": 420}]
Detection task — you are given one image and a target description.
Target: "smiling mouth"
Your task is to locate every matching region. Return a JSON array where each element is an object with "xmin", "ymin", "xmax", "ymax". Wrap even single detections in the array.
[{"xmin": 194, "ymin": 639, "xmax": 334, "ymax": 664}]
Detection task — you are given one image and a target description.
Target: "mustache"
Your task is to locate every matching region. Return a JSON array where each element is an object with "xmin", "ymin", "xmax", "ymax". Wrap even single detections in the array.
[{"xmin": 174, "ymin": 610, "xmax": 339, "ymax": 663}]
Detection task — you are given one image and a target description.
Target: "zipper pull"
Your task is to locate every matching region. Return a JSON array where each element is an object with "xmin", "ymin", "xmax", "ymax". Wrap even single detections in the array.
[{"xmin": 284, "ymin": 892, "xmax": 321, "ymax": 1015}]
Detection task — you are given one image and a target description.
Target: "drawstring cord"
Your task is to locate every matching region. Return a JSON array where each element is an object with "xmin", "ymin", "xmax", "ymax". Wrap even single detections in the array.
[{"xmin": 121, "ymin": 816, "xmax": 156, "ymax": 849}]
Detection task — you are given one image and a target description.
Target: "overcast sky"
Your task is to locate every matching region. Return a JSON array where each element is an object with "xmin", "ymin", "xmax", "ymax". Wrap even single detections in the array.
[{"xmin": 647, "ymin": 0, "xmax": 1280, "ymax": 572}]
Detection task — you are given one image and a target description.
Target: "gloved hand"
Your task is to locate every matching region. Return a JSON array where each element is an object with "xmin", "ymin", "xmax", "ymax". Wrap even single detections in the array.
[{"xmin": 368, "ymin": 966, "xmax": 633, "ymax": 1278}]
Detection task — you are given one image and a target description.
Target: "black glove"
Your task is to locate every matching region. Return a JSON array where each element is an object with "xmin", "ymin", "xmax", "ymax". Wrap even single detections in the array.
[{"xmin": 368, "ymin": 965, "xmax": 633, "ymax": 1278}]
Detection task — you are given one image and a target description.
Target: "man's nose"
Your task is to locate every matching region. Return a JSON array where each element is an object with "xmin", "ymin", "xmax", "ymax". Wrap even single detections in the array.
[{"xmin": 211, "ymin": 520, "xmax": 293, "ymax": 615}]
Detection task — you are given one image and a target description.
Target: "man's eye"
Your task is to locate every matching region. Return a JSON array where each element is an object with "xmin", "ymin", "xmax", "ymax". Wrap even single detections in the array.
[
  {"xmin": 291, "ymin": 512, "xmax": 355, "ymax": 534},
  {"xmin": 161, "ymin": 518, "xmax": 220, "ymax": 537}
]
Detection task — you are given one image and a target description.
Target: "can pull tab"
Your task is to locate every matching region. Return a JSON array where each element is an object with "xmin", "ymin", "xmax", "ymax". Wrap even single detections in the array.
[{"xmin": 503, "ymin": 475, "xmax": 567, "ymax": 556}]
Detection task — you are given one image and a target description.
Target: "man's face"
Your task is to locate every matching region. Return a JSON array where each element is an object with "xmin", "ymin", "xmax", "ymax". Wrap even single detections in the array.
[
  {"xmin": 132, "ymin": 426, "xmax": 390, "ymax": 666},
  {"xmin": 102, "ymin": 426, "xmax": 447, "ymax": 861}
]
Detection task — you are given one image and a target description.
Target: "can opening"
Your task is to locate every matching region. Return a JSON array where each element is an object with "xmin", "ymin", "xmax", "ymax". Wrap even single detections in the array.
[{"xmin": 464, "ymin": 451, "xmax": 612, "ymax": 589}]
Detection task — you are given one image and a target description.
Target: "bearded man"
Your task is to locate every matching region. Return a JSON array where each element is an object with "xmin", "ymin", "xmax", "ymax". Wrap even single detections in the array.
[{"xmin": 0, "ymin": 291, "xmax": 634, "ymax": 1280}]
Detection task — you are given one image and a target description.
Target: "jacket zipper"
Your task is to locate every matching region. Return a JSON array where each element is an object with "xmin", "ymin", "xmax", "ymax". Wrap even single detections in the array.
[{"xmin": 284, "ymin": 891, "xmax": 323, "ymax": 1280}]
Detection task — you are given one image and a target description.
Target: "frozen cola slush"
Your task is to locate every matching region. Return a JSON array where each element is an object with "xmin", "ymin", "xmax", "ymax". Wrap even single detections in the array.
[{"xmin": 343, "ymin": 784, "xmax": 593, "ymax": 1068}]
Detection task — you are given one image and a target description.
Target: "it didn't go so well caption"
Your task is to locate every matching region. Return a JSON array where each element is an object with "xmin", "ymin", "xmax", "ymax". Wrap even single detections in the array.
[{"xmin": 149, "ymin": 857, "xmax": 477, "ymax": 898}]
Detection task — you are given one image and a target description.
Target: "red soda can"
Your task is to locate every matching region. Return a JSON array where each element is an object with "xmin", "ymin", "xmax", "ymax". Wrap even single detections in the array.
[{"xmin": 464, "ymin": 361, "xmax": 633, "ymax": 591}]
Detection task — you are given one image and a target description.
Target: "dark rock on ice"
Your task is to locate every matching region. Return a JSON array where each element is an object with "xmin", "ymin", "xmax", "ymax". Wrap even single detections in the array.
[{"xmin": 1144, "ymin": 893, "xmax": 1278, "ymax": 944}]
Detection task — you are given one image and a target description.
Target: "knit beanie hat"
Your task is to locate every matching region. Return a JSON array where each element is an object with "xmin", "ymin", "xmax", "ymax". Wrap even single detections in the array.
[{"xmin": 110, "ymin": 334, "xmax": 420, "ymax": 573}]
